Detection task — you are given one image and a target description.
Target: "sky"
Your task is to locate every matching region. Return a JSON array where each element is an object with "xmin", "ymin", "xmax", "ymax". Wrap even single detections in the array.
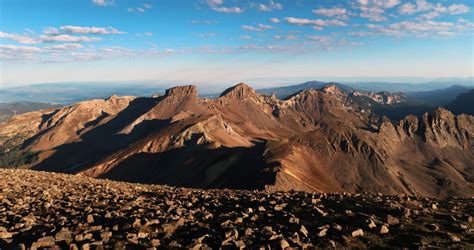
[{"xmin": 0, "ymin": 0, "xmax": 473, "ymax": 87}]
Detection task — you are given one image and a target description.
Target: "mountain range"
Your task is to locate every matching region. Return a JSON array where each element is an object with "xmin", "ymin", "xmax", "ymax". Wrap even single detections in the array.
[
  {"xmin": 1, "ymin": 78, "xmax": 472, "ymax": 104},
  {"xmin": 0, "ymin": 82, "xmax": 472, "ymax": 198}
]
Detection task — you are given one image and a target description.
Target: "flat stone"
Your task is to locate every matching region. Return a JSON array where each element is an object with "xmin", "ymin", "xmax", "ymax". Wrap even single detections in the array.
[
  {"xmin": 368, "ymin": 219, "xmax": 376, "ymax": 229},
  {"xmin": 279, "ymin": 239, "xmax": 290, "ymax": 249},
  {"xmin": 33, "ymin": 236, "xmax": 56, "ymax": 248},
  {"xmin": 0, "ymin": 231, "xmax": 13, "ymax": 239},
  {"xmin": 100, "ymin": 231, "xmax": 112, "ymax": 240},
  {"xmin": 318, "ymin": 228, "xmax": 328, "ymax": 237},
  {"xmin": 352, "ymin": 229, "xmax": 364, "ymax": 237},
  {"xmin": 150, "ymin": 239, "xmax": 161, "ymax": 247},
  {"xmin": 86, "ymin": 214, "xmax": 94, "ymax": 224},
  {"xmin": 387, "ymin": 215, "xmax": 399, "ymax": 225},
  {"xmin": 299, "ymin": 225, "xmax": 309, "ymax": 237},
  {"xmin": 55, "ymin": 229, "xmax": 73, "ymax": 242}
]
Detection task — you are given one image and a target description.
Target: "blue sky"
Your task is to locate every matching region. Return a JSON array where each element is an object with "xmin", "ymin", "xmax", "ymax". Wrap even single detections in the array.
[{"xmin": 0, "ymin": 0, "xmax": 473, "ymax": 87}]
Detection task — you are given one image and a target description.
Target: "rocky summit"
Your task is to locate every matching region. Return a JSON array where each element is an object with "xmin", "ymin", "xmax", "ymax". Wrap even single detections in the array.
[{"xmin": 1, "ymin": 169, "xmax": 473, "ymax": 249}]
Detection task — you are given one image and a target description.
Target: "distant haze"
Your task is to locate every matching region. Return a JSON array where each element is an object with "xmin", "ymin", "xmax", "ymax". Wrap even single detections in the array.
[{"xmin": 1, "ymin": 0, "xmax": 473, "ymax": 86}]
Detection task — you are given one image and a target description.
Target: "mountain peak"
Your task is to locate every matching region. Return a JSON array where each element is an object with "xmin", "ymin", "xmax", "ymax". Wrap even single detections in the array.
[
  {"xmin": 320, "ymin": 84, "xmax": 344, "ymax": 95},
  {"xmin": 219, "ymin": 83, "xmax": 257, "ymax": 100},
  {"xmin": 165, "ymin": 85, "xmax": 198, "ymax": 99}
]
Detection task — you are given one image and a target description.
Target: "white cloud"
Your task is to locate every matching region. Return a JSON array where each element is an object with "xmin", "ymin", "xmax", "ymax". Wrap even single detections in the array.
[
  {"xmin": 92, "ymin": 0, "xmax": 114, "ymax": 7},
  {"xmin": 365, "ymin": 19, "xmax": 474, "ymax": 37},
  {"xmin": 0, "ymin": 31, "xmax": 104, "ymax": 44},
  {"xmin": 399, "ymin": 2, "xmax": 417, "ymax": 14},
  {"xmin": 273, "ymin": 35, "xmax": 298, "ymax": 40},
  {"xmin": 207, "ymin": 0, "xmax": 223, "ymax": 5},
  {"xmin": 0, "ymin": 31, "xmax": 38, "ymax": 44},
  {"xmin": 196, "ymin": 32, "xmax": 217, "ymax": 38},
  {"xmin": 43, "ymin": 27, "xmax": 60, "ymax": 35},
  {"xmin": 354, "ymin": 0, "xmax": 401, "ymax": 21},
  {"xmin": 0, "ymin": 44, "xmax": 43, "ymax": 61},
  {"xmin": 212, "ymin": 6, "xmax": 243, "ymax": 13},
  {"xmin": 285, "ymin": 17, "xmax": 347, "ymax": 27},
  {"xmin": 60, "ymin": 26, "xmax": 126, "ymax": 35},
  {"xmin": 399, "ymin": 1, "xmax": 469, "ymax": 20},
  {"xmin": 128, "ymin": 3, "xmax": 152, "ymax": 12},
  {"xmin": 399, "ymin": 0, "xmax": 433, "ymax": 14},
  {"xmin": 192, "ymin": 20, "xmax": 218, "ymax": 24},
  {"xmin": 44, "ymin": 44, "xmax": 84, "ymax": 51},
  {"xmin": 0, "ymin": 44, "xmax": 42, "ymax": 53},
  {"xmin": 241, "ymin": 24, "xmax": 274, "ymax": 31},
  {"xmin": 127, "ymin": 3, "xmax": 153, "ymax": 13},
  {"xmin": 306, "ymin": 35, "xmax": 331, "ymax": 43},
  {"xmin": 434, "ymin": 3, "xmax": 470, "ymax": 15},
  {"xmin": 240, "ymin": 44, "xmax": 286, "ymax": 52},
  {"xmin": 269, "ymin": 18, "xmax": 280, "ymax": 23},
  {"xmin": 207, "ymin": 0, "xmax": 243, "ymax": 13},
  {"xmin": 136, "ymin": 32, "xmax": 153, "ymax": 37},
  {"xmin": 357, "ymin": 0, "xmax": 400, "ymax": 8},
  {"xmin": 258, "ymin": 0, "xmax": 283, "ymax": 12},
  {"xmin": 128, "ymin": 7, "xmax": 145, "ymax": 12},
  {"xmin": 313, "ymin": 7, "xmax": 347, "ymax": 17},
  {"xmin": 24, "ymin": 28, "xmax": 36, "ymax": 35},
  {"xmin": 39, "ymin": 35, "xmax": 102, "ymax": 43}
]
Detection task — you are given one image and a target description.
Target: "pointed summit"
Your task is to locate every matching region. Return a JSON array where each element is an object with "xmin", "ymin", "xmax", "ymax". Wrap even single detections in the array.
[{"xmin": 219, "ymin": 83, "xmax": 257, "ymax": 100}]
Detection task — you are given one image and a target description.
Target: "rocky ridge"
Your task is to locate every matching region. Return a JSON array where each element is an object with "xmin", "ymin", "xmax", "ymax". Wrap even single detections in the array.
[
  {"xmin": 1, "ymin": 169, "xmax": 473, "ymax": 249},
  {"xmin": 0, "ymin": 83, "xmax": 473, "ymax": 197}
]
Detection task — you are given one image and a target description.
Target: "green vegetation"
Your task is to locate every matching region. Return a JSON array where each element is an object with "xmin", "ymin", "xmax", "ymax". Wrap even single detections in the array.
[{"xmin": 0, "ymin": 135, "xmax": 37, "ymax": 168}]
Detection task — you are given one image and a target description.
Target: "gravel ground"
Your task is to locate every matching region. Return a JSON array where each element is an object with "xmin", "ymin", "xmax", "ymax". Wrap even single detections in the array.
[{"xmin": 0, "ymin": 169, "xmax": 473, "ymax": 249}]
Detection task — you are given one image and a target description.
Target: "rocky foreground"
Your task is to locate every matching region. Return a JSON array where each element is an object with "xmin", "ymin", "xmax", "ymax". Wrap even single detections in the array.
[{"xmin": 1, "ymin": 169, "xmax": 473, "ymax": 249}]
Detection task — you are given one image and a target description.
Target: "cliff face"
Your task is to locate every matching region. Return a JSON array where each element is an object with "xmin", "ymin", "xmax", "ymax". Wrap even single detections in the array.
[
  {"xmin": 352, "ymin": 90, "xmax": 408, "ymax": 104},
  {"xmin": 1, "ymin": 83, "xmax": 472, "ymax": 197},
  {"xmin": 446, "ymin": 89, "xmax": 474, "ymax": 115}
]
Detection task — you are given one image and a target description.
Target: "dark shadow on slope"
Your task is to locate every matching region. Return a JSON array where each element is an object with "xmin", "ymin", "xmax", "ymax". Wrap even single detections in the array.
[
  {"xmin": 351, "ymin": 95, "xmax": 435, "ymax": 121},
  {"xmin": 30, "ymin": 97, "xmax": 165, "ymax": 173},
  {"xmin": 98, "ymin": 137, "xmax": 276, "ymax": 190}
]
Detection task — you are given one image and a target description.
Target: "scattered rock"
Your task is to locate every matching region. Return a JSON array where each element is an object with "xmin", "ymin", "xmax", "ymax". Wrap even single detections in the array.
[
  {"xmin": 368, "ymin": 219, "xmax": 376, "ymax": 229},
  {"xmin": 318, "ymin": 228, "xmax": 328, "ymax": 237},
  {"xmin": 100, "ymin": 231, "xmax": 112, "ymax": 240},
  {"xmin": 150, "ymin": 239, "xmax": 161, "ymax": 247},
  {"xmin": 55, "ymin": 228, "xmax": 73, "ymax": 242},
  {"xmin": 279, "ymin": 239, "xmax": 290, "ymax": 249},
  {"xmin": 86, "ymin": 215, "xmax": 94, "ymax": 224},
  {"xmin": 0, "ymin": 232, "xmax": 13, "ymax": 239},
  {"xmin": 0, "ymin": 169, "xmax": 471, "ymax": 249},
  {"xmin": 299, "ymin": 225, "xmax": 309, "ymax": 237},
  {"xmin": 33, "ymin": 236, "xmax": 55, "ymax": 248},
  {"xmin": 426, "ymin": 224, "xmax": 440, "ymax": 231},
  {"xmin": 447, "ymin": 233, "xmax": 461, "ymax": 242},
  {"xmin": 274, "ymin": 204, "xmax": 285, "ymax": 211},
  {"xmin": 387, "ymin": 215, "xmax": 399, "ymax": 225},
  {"xmin": 351, "ymin": 229, "xmax": 364, "ymax": 237}
]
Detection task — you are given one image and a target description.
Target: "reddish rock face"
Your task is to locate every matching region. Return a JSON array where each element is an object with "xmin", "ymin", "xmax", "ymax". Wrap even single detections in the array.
[
  {"xmin": 219, "ymin": 83, "xmax": 257, "ymax": 100},
  {"xmin": 0, "ymin": 83, "xmax": 473, "ymax": 198},
  {"xmin": 165, "ymin": 85, "xmax": 198, "ymax": 99}
]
